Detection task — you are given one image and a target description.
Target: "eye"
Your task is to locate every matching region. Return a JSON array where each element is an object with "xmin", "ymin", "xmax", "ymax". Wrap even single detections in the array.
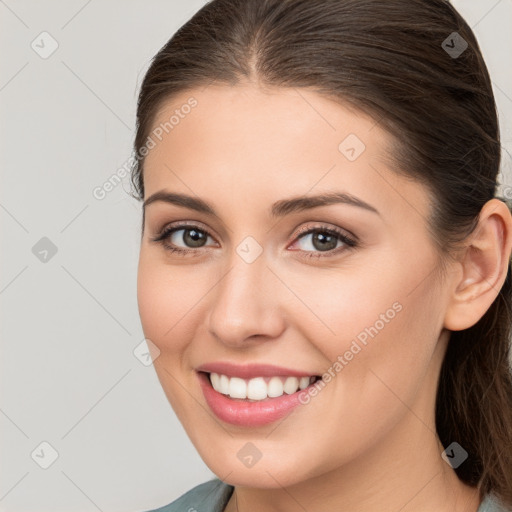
[
  {"xmin": 289, "ymin": 224, "xmax": 357, "ymax": 258},
  {"xmin": 150, "ymin": 223, "xmax": 218, "ymax": 255},
  {"xmin": 150, "ymin": 222, "xmax": 358, "ymax": 258}
]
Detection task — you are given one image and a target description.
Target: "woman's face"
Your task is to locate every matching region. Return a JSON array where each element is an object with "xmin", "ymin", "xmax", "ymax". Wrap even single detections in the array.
[{"xmin": 137, "ymin": 83, "xmax": 453, "ymax": 488}]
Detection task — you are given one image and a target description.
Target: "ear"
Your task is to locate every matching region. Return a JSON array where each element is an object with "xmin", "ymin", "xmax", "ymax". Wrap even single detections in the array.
[{"xmin": 444, "ymin": 198, "xmax": 512, "ymax": 331}]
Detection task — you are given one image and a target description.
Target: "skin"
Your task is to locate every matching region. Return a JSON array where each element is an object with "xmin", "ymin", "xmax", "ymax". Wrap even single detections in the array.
[{"xmin": 137, "ymin": 82, "xmax": 512, "ymax": 512}]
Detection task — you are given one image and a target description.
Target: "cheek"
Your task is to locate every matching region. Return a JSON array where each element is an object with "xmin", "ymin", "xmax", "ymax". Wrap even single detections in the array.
[
  {"xmin": 137, "ymin": 256, "xmax": 167, "ymax": 343},
  {"xmin": 137, "ymin": 252, "xmax": 187, "ymax": 351},
  {"xmin": 294, "ymin": 254, "xmax": 441, "ymax": 406},
  {"xmin": 136, "ymin": 250, "xmax": 217, "ymax": 355},
  {"xmin": 305, "ymin": 245, "xmax": 441, "ymax": 360},
  {"xmin": 280, "ymin": 279, "xmax": 441, "ymax": 470},
  {"xmin": 136, "ymin": 253, "xmax": 207, "ymax": 420}
]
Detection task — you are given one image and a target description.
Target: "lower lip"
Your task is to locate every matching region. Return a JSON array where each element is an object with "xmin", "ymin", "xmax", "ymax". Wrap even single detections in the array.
[{"xmin": 197, "ymin": 372, "xmax": 313, "ymax": 427}]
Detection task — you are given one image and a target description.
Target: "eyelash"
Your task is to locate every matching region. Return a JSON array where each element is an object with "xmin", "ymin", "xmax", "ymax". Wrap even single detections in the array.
[{"xmin": 150, "ymin": 222, "xmax": 358, "ymax": 259}]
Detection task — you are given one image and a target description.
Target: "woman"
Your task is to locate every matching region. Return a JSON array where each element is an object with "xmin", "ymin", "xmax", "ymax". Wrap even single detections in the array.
[{"xmin": 132, "ymin": 0, "xmax": 512, "ymax": 510}]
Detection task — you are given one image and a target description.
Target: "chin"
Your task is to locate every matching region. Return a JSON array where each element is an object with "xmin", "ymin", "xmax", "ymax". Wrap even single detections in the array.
[{"xmin": 199, "ymin": 448, "xmax": 312, "ymax": 489}]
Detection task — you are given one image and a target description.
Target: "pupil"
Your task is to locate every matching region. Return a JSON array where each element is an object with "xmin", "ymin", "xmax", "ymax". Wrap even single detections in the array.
[
  {"xmin": 313, "ymin": 232, "xmax": 336, "ymax": 251},
  {"xmin": 185, "ymin": 229, "xmax": 206, "ymax": 248}
]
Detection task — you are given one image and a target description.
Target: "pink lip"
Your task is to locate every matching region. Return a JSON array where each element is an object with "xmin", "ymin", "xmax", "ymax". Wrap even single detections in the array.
[
  {"xmin": 196, "ymin": 361, "xmax": 317, "ymax": 379},
  {"xmin": 197, "ymin": 370, "xmax": 320, "ymax": 427}
]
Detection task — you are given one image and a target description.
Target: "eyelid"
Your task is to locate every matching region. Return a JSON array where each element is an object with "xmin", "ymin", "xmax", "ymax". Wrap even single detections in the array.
[
  {"xmin": 151, "ymin": 221, "xmax": 358, "ymax": 257},
  {"xmin": 292, "ymin": 222, "xmax": 358, "ymax": 243},
  {"xmin": 153, "ymin": 220, "xmax": 218, "ymax": 242},
  {"xmin": 150, "ymin": 221, "xmax": 219, "ymax": 250},
  {"xmin": 286, "ymin": 223, "xmax": 358, "ymax": 258}
]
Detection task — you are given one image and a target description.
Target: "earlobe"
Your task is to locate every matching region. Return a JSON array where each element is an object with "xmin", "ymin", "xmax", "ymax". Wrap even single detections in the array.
[{"xmin": 444, "ymin": 199, "xmax": 512, "ymax": 331}]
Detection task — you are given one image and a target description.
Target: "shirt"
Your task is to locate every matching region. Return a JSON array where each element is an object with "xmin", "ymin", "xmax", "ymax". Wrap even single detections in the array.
[{"xmin": 144, "ymin": 478, "xmax": 512, "ymax": 512}]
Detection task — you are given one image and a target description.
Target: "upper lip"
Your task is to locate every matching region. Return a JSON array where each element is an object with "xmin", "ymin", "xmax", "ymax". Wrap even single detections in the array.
[{"xmin": 196, "ymin": 362, "xmax": 319, "ymax": 379}]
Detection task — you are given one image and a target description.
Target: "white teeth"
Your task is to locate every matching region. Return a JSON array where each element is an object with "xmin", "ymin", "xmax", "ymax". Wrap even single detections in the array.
[
  {"xmin": 247, "ymin": 377, "xmax": 268, "ymax": 400},
  {"xmin": 267, "ymin": 376, "xmax": 284, "ymax": 397},
  {"xmin": 299, "ymin": 376, "xmax": 310, "ymax": 390},
  {"xmin": 283, "ymin": 376, "xmax": 299, "ymax": 394},
  {"xmin": 219, "ymin": 374, "xmax": 229, "ymax": 395},
  {"xmin": 209, "ymin": 373, "xmax": 316, "ymax": 401},
  {"xmin": 229, "ymin": 377, "xmax": 247, "ymax": 399},
  {"xmin": 210, "ymin": 372, "xmax": 220, "ymax": 390}
]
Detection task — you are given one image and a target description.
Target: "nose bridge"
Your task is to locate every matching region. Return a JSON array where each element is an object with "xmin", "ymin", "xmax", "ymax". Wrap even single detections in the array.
[{"xmin": 207, "ymin": 246, "xmax": 284, "ymax": 345}]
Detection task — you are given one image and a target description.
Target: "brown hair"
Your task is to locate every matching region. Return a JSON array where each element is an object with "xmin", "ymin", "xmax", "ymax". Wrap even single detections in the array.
[{"xmin": 130, "ymin": 0, "xmax": 512, "ymax": 504}]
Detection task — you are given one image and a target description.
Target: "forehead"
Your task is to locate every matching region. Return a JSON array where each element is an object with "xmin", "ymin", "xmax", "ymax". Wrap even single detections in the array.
[
  {"xmin": 145, "ymin": 83, "xmax": 386, "ymax": 168},
  {"xmin": 142, "ymin": 83, "xmax": 430, "ymax": 223}
]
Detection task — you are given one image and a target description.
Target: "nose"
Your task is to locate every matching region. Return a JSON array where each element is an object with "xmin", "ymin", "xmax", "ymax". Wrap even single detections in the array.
[{"xmin": 206, "ymin": 253, "xmax": 286, "ymax": 348}]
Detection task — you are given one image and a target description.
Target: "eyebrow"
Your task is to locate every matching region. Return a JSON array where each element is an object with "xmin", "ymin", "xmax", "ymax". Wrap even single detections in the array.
[{"xmin": 143, "ymin": 190, "xmax": 380, "ymax": 218}]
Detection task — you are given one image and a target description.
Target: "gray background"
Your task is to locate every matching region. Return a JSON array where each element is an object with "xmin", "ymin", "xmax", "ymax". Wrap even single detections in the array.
[{"xmin": 1, "ymin": 1, "xmax": 511, "ymax": 511}]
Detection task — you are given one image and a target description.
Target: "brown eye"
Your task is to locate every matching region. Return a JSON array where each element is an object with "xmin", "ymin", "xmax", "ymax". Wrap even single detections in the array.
[
  {"xmin": 151, "ymin": 224, "xmax": 217, "ymax": 255},
  {"xmin": 174, "ymin": 228, "xmax": 209, "ymax": 248},
  {"xmin": 290, "ymin": 224, "xmax": 358, "ymax": 258},
  {"xmin": 297, "ymin": 230, "xmax": 340, "ymax": 252}
]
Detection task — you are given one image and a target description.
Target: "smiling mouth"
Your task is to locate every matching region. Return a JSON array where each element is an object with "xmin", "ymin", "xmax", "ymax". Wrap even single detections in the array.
[{"xmin": 201, "ymin": 371, "xmax": 321, "ymax": 402}]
